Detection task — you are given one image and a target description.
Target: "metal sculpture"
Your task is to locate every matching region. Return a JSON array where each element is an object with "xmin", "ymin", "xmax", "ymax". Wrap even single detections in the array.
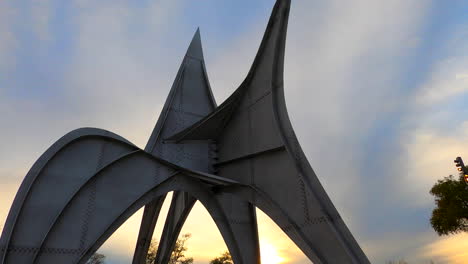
[{"xmin": 0, "ymin": 1, "xmax": 370, "ymax": 263}]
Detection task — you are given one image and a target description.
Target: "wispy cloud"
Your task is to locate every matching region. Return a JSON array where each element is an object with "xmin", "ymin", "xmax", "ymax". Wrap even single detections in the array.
[
  {"xmin": 0, "ymin": 1, "xmax": 17, "ymax": 72},
  {"xmin": 63, "ymin": 0, "xmax": 186, "ymax": 146},
  {"xmin": 281, "ymin": 0, "xmax": 433, "ymax": 241},
  {"xmin": 1, "ymin": 0, "xmax": 468, "ymax": 264},
  {"xmin": 30, "ymin": 0, "xmax": 53, "ymax": 43},
  {"xmin": 362, "ymin": 231, "xmax": 438, "ymax": 263},
  {"xmin": 417, "ymin": 233, "xmax": 468, "ymax": 263},
  {"xmin": 401, "ymin": 122, "xmax": 468, "ymax": 207},
  {"xmin": 396, "ymin": 23, "xmax": 468, "ymax": 209},
  {"xmin": 416, "ymin": 25, "xmax": 468, "ymax": 105}
]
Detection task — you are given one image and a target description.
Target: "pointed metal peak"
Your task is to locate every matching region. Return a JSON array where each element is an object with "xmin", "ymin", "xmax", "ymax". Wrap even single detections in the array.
[
  {"xmin": 185, "ymin": 28, "xmax": 204, "ymax": 60},
  {"xmin": 276, "ymin": 0, "xmax": 291, "ymax": 7}
]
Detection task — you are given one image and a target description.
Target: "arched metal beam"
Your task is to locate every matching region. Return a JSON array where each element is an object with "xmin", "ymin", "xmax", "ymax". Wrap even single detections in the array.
[
  {"xmin": 1, "ymin": 1, "xmax": 372, "ymax": 264},
  {"xmin": 0, "ymin": 128, "xmax": 138, "ymax": 264},
  {"xmin": 131, "ymin": 197, "xmax": 165, "ymax": 264},
  {"xmin": 29, "ymin": 150, "xmax": 144, "ymax": 264},
  {"xmin": 75, "ymin": 175, "xmax": 244, "ymax": 264},
  {"xmin": 21, "ymin": 149, "xmax": 244, "ymax": 264},
  {"xmin": 25, "ymin": 142, "xmax": 336, "ymax": 264},
  {"xmin": 0, "ymin": 126, "xmax": 367, "ymax": 264},
  {"xmin": 162, "ymin": 0, "xmax": 370, "ymax": 262}
]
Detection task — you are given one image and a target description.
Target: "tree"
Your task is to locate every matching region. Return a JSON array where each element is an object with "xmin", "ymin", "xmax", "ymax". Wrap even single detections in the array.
[
  {"xmin": 169, "ymin": 233, "xmax": 193, "ymax": 264},
  {"xmin": 146, "ymin": 233, "xmax": 193, "ymax": 264},
  {"xmin": 146, "ymin": 238, "xmax": 159, "ymax": 264},
  {"xmin": 429, "ymin": 174, "xmax": 468, "ymax": 235},
  {"xmin": 86, "ymin": 253, "xmax": 105, "ymax": 264},
  {"xmin": 210, "ymin": 251, "xmax": 232, "ymax": 264}
]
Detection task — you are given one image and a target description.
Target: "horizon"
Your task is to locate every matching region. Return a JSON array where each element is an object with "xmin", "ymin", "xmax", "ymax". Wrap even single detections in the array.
[{"xmin": 1, "ymin": 0, "xmax": 468, "ymax": 263}]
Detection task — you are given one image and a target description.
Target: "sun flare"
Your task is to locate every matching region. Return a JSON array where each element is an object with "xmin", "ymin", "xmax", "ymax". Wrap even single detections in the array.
[{"xmin": 260, "ymin": 241, "xmax": 285, "ymax": 264}]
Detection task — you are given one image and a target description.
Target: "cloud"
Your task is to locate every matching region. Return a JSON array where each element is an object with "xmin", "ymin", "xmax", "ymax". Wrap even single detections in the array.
[
  {"xmin": 415, "ymin": 25, "xmax": 468, "ymax": 105},
  {"xmin": 362, "ymin": 231, "xmax": 438, "ymax": 263},
  {"xmin": 204, "ymin": 1, "xmax": 446, "ymax": 262},
  {"xmin": 396, "ymin": 25, "xmax": 468, "ymax": 208},
  {"xmin": 61, "ymin": 0, "xmax": 187, "ymax": 147},
  {"xmin": 0, "ymin": 0, "xmax": 186, "ymax": 245},
  {"xmin": 208, "ymin": 0, "xmax": 433, "ymax": 214},
  {"xmin": 417, "ymin": 233, "xmax": 468, "ymax": 264},
  {"xmin": 30, "ymin": 0, "xmax": 53, "ymax": 43},
  {"xmin": 2, "ymin": 0, "xmax": 468, "ymax": 264},
  {"xmin": 401, "ymin": 123, "xmax": 468, "ymax": 207},
  {"xmin": 0, "ymin": 2, "xmax": 17, "ymax": 72},
  {"xmin": 417, "ymin": 59, "xmax": 468, "ymax": 105},
  {"xmin": 361, "ymin": 230, "xmax": 468, "ymax": 264},
  {"xmin": 275, "ymin": 0, "xmax": 434, "ymax": 240}
]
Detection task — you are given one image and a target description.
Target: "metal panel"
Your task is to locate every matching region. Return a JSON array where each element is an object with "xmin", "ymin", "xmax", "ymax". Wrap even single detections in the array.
[
  {"xmin": 133, "ymin": 29, "xmax": 216, "ymax": 264},
  {"xmin": 0, "ymin": 129, "xmax": 138, "ymax": 264},
  {"xmin": 0, "ymin": 1, "xmax": 370, "ymax": 263},
  {"xmin": 164, "ymin": 0, "xmax": 370, "ymax": 262}
]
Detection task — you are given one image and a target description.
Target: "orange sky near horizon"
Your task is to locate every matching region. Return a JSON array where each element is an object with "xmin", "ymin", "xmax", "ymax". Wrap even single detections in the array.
[
  {"xmin": 2, "ymin": 0, "xmax": 468, "ymax": 263},
  {"xmin": 89, "ymin": 191, "xmax": 468, "ymax": 264},
  {"xmin": 96, "ymin": 192, "xmax": 308, "ymax": 264},
  {"xmin": 0, "ymin": 153, "xmax": 466, "ymax": 264},
  {"xmin": 1, "ymin": 180, "xmax": 467, "ymax": 264}
]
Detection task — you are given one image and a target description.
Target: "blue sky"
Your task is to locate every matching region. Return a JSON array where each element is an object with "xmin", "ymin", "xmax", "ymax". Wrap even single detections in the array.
[{"xmin": 1, "ymin": 0, "xmax": 468, "ymax": 263}]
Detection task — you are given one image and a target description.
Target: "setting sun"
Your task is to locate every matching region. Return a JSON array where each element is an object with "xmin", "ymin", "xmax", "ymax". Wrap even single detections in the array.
[{"xmin": 260, "ymin": 241, "xmax": 286, "ymax": 264}]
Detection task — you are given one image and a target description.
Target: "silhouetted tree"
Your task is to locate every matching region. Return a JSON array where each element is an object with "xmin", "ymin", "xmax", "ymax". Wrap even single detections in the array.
[
  {"xmin": 210, "ymin": 251, "xmax": 232, "ymax": 264},
  {"xmin": 430, "ymin": 174, "xmax": 468, "ymax": 235},
  {"xmin": 146, "ymin": 238, "xmax": 159, "ymax": 264},
  {"xmin": 146, "ymin": 233, "xmax": 193, "ymax": 264},
  {"xmin": 169, "ymin": 233, "xmax": 193, "ymax": 264},
  {"xmin": 86, "ymin": 253, "xmax": 105, "ymax": 264}
]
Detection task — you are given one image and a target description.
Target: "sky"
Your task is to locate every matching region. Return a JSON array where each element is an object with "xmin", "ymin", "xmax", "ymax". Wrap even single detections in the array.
[{"xmin": 1, "ymin": 0, "xmax": 468, "ymax": 263}]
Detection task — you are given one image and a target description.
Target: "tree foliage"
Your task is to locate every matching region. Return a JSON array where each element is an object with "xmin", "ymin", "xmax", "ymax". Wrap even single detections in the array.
[
  {"xmin": 86, "ymin": 253, "xmax": 105, "ymax": 264},
  {"xmin": 145, "ymin": 238, "xmax": 159, "ymax": 264},
  {"xmin": 429, "ymin": 174, "xmax": 468, "ymax": 235},
  {"xmin": 169, "ymin": 233, "xmax": 193, "ymax": 264},
  {"xmin": 146, "ymin": 233, "xmax": 193, "ymax": 264},
  {"xmin": 210, "ymin": 251, "xmax": 233, "ymax": 264}
]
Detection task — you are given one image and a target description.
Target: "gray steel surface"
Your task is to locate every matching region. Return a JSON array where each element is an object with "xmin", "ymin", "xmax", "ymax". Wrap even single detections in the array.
[{"xmin": 0, "ymin": 0, "xmax": 370, "ymax": 263}]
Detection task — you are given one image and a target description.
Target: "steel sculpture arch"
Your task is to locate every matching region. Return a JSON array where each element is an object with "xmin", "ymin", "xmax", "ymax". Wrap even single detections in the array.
[
  {"xmin": 0, "ymin": 129, "xmax": 137, "ymax": 264},
  {"xmin": 0, "ymin": 0, "xmax": 371, "ymax": 263},
  {"xmin": 74, "ymin": 176, "xmax": 247, "ymax": 264}
]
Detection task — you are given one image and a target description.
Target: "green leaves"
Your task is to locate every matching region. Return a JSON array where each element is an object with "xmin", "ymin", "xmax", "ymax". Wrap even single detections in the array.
[
  {"xmin": 429, "ymin": 174, "xmax": 468, "ymax": 235},
  {"xmin": 210, "ymin": 251, "xmax": 233, "ymax": 264},
  {"xmin": 146, "ymin": 233, "xmax": 193, "ymax": 264}
]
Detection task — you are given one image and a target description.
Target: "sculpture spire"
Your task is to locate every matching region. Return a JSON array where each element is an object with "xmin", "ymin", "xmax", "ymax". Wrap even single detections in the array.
[
  {"xmin": 133, "ymin": 29, "xmax": 216, "ymax": 264},
  {"xmin": 145, "ymin": 28, "xmax": 216, "ymax": 154},
  {"xmin": 185, "ymin": 28, "xmax": 204, "ymax": 61},
  {"xmin": 165, "ymin": 0, "xmax": 291, "ymax": 142},
  {"xmin": 0, "ymin": 1, "xmax": 370, "ymax": 264}
]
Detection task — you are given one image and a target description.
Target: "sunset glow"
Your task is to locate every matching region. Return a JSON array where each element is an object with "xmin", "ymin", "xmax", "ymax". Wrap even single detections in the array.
[
  {"xmin": 1, "ymin": 1, "xmax": 468, "ymax": 263},
  {"xmin": 260, "ymin": 240, "xmax": 286, "ymax": 264}
]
